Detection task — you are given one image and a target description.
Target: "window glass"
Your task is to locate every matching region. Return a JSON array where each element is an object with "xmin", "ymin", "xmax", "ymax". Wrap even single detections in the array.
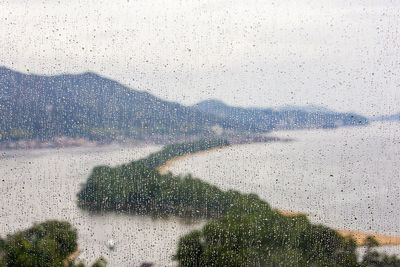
[{"xmin": 1, "ymin": 1, "xmax": 399, "ymax": 266}]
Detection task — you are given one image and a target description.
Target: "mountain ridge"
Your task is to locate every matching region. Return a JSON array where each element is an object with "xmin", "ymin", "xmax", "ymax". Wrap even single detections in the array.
[
  {"xmin": 373, "ymin": 113, "xmax": 400, "ymax": 121},
  {"xmin": 0, "ymin": 67, "xmax": 223, "ymax": 142},
  {"xmin": 195, "ymin": 99, "xmax": 369, "ymax": 131},
  {"xmin": 0, "ymin": 67, "xmax": 369, "ymax": 145}
]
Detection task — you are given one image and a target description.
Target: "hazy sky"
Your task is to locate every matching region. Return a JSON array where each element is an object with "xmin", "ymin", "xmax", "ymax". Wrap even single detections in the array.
[{"xmin": 1, "ymin": 0, "xmax": 399, "ymax": 116}]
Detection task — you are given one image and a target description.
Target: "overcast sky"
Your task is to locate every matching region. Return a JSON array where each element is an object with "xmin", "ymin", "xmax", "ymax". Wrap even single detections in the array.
[{"xmin": 1, "ymin": 0, "xmax": 399, "ymax": 116}]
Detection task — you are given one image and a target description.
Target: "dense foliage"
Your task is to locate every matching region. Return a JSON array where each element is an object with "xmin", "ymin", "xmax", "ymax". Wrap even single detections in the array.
[
  {"xmin": 362, "ymin": 250, "xmax": 400, "ymax": 267},
  {"xmin": 175, "ymin": 212, "xmax": 400, "ymax": 267},
  {"xmin": 77, "ymin": 139, "xmax": 234, "ymax": 217},
  {"xmin": 79, "ymin": 161, "xmax": 272, "ymax": 218},
  {"xmin": 0, "ymin": 221, "xmax": 108, "ymax": 267},
  {"xmin": 175, "ymin": 211, "xmax": 359, "ymax": 266},
  {"xmin": 0, "ymin": 220, "xmax": 77, "ymax": 267},
  {"xmin": 361, "ymin": 237, "xmax": 400, "ymax": 267}
]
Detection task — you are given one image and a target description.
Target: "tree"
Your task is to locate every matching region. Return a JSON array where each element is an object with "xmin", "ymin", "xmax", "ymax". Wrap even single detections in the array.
[
  {"xmin": 175, "ymin": 211, "xmax": 360, "ymax": 267},
  {"xmin": 362, "ymin": 236, "xmax": 400, "ymax": 267},
  {"xmin": 0, "ymin": 220, "xmax": 78, "ymax": 267}
]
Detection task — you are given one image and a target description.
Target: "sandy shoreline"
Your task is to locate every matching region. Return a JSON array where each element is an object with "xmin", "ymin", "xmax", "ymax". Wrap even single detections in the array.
[
  {"xmin": 336, "ymin": 230, "xmax": 400, "ymax": 246},
  {"xmin": 157, "ymin": 143, "xmax": 400, "ymax": 246},
  {"xmin": 157, "ymin": 145, "xmax": 231, "ymax": 174}
]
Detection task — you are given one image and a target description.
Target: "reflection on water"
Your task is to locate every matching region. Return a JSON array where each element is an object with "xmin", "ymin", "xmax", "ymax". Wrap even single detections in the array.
[{"xmin": 0, "ymin": 145, "xmax": 201, "ymax": 266}]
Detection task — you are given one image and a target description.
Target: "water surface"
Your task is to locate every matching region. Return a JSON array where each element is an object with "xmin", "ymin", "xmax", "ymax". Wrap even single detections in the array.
[
  {"xmin": 1, "ymin": 122, "xmax": 399, "ymax": 265},
  {"xmin": 0, "ymin": 145, "xmax": 200, "ymax": 266},
  {"xmin": 166, "ymin": 122, "xmax": 400, "ymax": 251}
]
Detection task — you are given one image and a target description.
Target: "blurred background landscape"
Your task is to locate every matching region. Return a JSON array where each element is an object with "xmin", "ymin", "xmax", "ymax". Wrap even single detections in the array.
[{"xmin": 1, "ymin": 0, "xmax": 399, "ymax": 266}]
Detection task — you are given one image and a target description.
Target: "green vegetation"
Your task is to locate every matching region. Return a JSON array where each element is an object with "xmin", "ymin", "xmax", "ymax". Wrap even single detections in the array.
[
  {"xmin": 138, "ymin": 138, "xmax": 230, "ymax": 169},
  {"xmin": 77, "ymin": 138, "xmax": 232, "ymax": 217},
  {"xmin": 0, "ymin": 67, "xmax": 370, "ymax": 143},
  {"xmin": 0, "ymin": 221, "xmax": 107, "ymax": 267},
  {"xmin": 0, "ymin": 220, "xmax": 77, "ymax": 266},
  {"xmin": 361, "ymin": 236, "xmax": 400, "ymax": 267},
  {"xmin": 196, "ymin": 99, "xmax": 369, "ymax": 131},
  {"xmin": 74, "ymin": 257, "xmax": 107, "ymax": 267},
  {"xmin": 362, "ymin": 250, "xmax": 400, "ymax": 267},
  {"xmin": 175, "ymin": 213, "xmax": 400, "ymax": 267},
  {"xmin": 175, "ymin": 211, "xmax": 359, "ymax": 266},
  {"xmin": 0, "ymin": 67, "xmax": 222, "ymax": 142}
]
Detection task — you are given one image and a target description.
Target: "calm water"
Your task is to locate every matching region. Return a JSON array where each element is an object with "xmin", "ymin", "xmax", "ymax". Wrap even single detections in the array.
[
  {"xmin": 166, "ymin": 122, "xmax": 400, "ymax": 254},
  {"xmin": 0, "ymin": 144, "xmax": 201, "ymax": 266},
  {"xmin": 1, "ymin": 122, "xmax": 399, "ymax": 265}
]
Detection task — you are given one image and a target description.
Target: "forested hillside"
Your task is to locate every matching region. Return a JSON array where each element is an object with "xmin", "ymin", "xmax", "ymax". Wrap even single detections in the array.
[
  {"xmin": 195, "ymin": 99, "xmax": 369, "ymax": 131},
  {"xmin": 0, "ymin": 67, "xmax": 369, "ymax": 144},
  {"xmin": 0, "ymin": 67, "xmax": 221, "ymax": 142}
]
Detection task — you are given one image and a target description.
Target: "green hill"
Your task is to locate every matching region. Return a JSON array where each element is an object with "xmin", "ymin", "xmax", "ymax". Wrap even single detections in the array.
[
  {"xmin": 0, "ymin": 67, "xmax": 221, "ymax": 142},
  {"xmin": 195, "ymin": 99, "xmax": 369, "ymax": 131},
  {"xmin": 0, "ymin": 67, "xmax": 369, "ymax": 144}
]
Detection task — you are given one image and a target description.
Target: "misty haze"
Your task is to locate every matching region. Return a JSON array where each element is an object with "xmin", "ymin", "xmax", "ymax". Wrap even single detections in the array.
[{"xmin": 0, "ymin": 0, "xmax": 400, "ymax": 266}]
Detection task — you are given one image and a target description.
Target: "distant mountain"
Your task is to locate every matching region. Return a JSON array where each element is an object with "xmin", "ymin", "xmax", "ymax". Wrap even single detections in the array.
[
  {"xmin": 0, "ymin": 67, "xmax": 370, "ymax": 144},
  {"xmin": 195, "ymin": 100, "xmax": 369, "ymax": 131},
  {"xmin": 277, "ymin": 105, "xmax": 337, "ymax": 114},
  {"xmin": 374, "ymin": 113, "xmax": 400, "ymax": 121},
  {"xmin": 0, "ymin": 67, "xmax": 225, "ymax": 142}
]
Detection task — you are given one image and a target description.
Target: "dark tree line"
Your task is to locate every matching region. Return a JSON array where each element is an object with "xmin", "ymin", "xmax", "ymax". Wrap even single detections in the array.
[{"xmin": 77, "ymin": 138, "xmax": 232, "ymax": 217}]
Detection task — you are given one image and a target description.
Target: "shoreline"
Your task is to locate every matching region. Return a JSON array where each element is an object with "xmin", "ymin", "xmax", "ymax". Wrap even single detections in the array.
[
  {"xmin": 336, "ymin": 230, "xmax": 400, "ymax": 246},
  {"xmin": 157, "ymin": 143, "xmax": 400, "ymax": 247},
  {"xmin": 157, "ymin": 145, "xmax": 232, "ymax": 174}
]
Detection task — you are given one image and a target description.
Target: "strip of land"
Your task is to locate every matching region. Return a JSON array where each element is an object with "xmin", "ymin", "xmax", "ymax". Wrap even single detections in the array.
[
  {"xmin": 337, "ymin": 230, "xmax": 400, "ymax": 246},
  {"xmin": 158, "ymin": 144, "xmax": 400, "ymax": 246},
  {"xmin": 157, "ymin": 145, "xmax": 230, "ymax": 174}
]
